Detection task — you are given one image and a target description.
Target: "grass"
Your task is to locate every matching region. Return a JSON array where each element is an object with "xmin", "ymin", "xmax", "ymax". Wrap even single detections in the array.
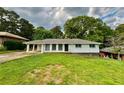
[
  {"xmin": 0, "ymin": 50, "xmax": 22, "ymax": 54},
  {"xmin": 0, "ymin": 53, "xmax": 124, "ymax": 85},
  {"xmin": 0, "ymin": 50, "xmax": 14, "ymax": 54}
]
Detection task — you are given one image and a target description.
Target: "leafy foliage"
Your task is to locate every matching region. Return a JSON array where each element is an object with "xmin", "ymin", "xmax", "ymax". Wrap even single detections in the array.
[
  {"xmin": 0, "ymin": 7, "xmax": 34, "ymax": 40},
  {"xmin": 18, "ymin": 18, "xmax": 34, "ymax": 40},
  {"xmin": 111, "ymin": 32, "xmax": 124, "ymax": 47},
  {"xmin": 4, "ymin": 41, "xmax": 26, "ymax": 50},
  {"xmin": 116, "ymin": 24, "xmax": 124, "ymax": 33},
  {"xmin": 102, "ymin": 36, "xmax": 112, "ymax": 47},
  {"xmin": 33, "ymin": 27, "xmax": 53, "ymax": 40},
  {"xmin": 50, "ymin": 26, "xmax": 63, "ymax": 38},
  {"xmin": 0, "ymin": 45, "xmax": 6, "ymax": 51},
  {"xmin": 106, "ymin": 24, "xmax": 124, "ymax": 52},
  {"xmin": 64, "ymin": 16, "xmax": 113, "ymax": 42}
]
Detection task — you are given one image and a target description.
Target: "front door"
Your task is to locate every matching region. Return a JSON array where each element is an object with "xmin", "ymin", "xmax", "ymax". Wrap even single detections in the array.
[{"xmin": 65, "ymin": 44, "xmax": 68, "ymax": 51}]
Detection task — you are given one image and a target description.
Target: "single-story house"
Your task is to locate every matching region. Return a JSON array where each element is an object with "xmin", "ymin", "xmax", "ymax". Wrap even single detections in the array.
[
  {"xmin": 100, "ymin": 47, "xmax": 124, "ymax": 61},
  {"xmin": 0, "ymin": 32, "xmax": 28, "ymax": 47},
  {"xmin": 24, "ymin": 39, "xmax": 101, "ymax": 54}
]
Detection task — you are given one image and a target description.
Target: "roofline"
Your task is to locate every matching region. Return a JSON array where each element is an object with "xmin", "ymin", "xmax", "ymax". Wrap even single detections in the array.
[
  {"xmin": 100, "ymin": 46, "xmax": 124, "ymax": 54},
  {"xmin": 23, "ymin": 42, "xmax": 101, "ymax": 45},
  {"xmin": 0, "ymin": 32, "xmax": 29, "ymax": 41},
  {"xmin": 1, "ymin": 35, "xmax": 29, "ymax": 41},
  {"xmin": 23, "ymin": 39, "xmax": 101, "ymax": 45}
]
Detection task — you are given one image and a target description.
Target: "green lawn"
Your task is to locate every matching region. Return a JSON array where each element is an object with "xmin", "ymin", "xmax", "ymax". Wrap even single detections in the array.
[
  {"xmin": 0, "ymin": 53, "xmax": 124, "ymax": 85},
  {"xmin": 0, "ymin": 50, "xmax": 19, "ymax": 54}
]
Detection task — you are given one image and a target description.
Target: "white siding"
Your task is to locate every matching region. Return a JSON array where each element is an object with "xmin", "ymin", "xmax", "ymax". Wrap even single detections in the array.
[
  {"xmin": 69, "ymin": 44, "xmax": 99, "ymax": 53},
  {"xmin": 43, "ymin": 44, "xmax": 65, "ymax": 52},
  {"xmin": 43, "ymin": 44, "xmax": 100, "ymax": 53}
]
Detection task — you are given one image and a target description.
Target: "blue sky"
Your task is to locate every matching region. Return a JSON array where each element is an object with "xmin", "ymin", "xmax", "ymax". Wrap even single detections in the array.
[{"xmin": 6, "ymin": 7, "xmax": 124, "ymax": 29}]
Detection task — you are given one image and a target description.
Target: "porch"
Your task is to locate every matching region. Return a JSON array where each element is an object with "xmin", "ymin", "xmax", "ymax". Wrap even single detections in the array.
[{"xmin": 26, "ymin": 44, "xmax": 69, "ymax": 53}]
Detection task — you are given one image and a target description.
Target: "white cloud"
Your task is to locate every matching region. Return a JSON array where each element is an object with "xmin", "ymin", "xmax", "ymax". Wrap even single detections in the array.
[
  {"xmin": 49, "ymin": 7, "xmax": 73, "ymax": 28},
  {"xmin": 88, "ymin": 7, "xmax": 99, "ymax": 18},
  {"xmin": 5, "ymin": 7, "xmax": 124, "ymax": 29}
]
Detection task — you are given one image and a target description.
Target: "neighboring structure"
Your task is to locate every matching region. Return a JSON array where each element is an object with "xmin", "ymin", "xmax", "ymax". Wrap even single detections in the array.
[
  {"xmin": 0, "ymin": 32, "xmax": 29, "ymax": 47},
  {"xmin": 24, "ymin": 39, "xmax": 101, "ymax": 54},
  {"xmin": 100, "ymin": 47, "xmax": 124, "ymax": 61}
]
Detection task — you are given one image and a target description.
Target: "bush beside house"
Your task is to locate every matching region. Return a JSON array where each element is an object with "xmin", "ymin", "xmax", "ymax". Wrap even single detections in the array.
[
  {"xmin": 4, "ymin": 41, "xmax": 26, "ymax": 50},
  {"xmin": 0, "ymin": 45, "xmax": 6, "ymax": 51}
]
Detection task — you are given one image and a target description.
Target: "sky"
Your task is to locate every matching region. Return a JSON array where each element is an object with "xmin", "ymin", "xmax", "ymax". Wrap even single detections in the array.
[{"xmin": 5, "ymin": 7, "xmax": 124, "ymax": 29}]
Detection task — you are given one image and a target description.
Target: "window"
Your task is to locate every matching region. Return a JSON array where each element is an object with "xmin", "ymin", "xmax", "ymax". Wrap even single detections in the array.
[
  {"xmin": 89, "ymin": 44, "xmax": 95, "ymax": 48},
  {"xmin": 75, "ymin": 44, "xmax": 81, "ymax": 48},
  {"xmin": 45, "ymin": 44, "xmax": 50, "ymax": 51},
  {"xmin": 58, "ymin": 44, "xmax": 63, "ymax": 51},
  {"xmin": 52, "ymin": 44, "xmax": 56, "ymax": 50}
]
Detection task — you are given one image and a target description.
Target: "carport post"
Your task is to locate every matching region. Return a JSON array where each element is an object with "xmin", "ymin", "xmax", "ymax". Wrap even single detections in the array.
[
  {"xmin": 41, "ymin": 44, "xmax": 44, "ymax": 53},
  {"xmin": 37, "ymin": 44, "xmax": 41, "ymax": 51},
  {"xmin": 63, "ymin": 44, "xmax": 65, "ymax": 52},
  {"xmin": 32, "ymin": 44, "xmax": 35, "ymax": 51},
  {"xmin": 26, "ymin": 44, "xmax": 29, "ymax": 52}
]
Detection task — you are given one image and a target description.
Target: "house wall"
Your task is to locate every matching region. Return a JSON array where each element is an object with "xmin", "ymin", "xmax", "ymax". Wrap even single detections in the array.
[
  {"xmin": 68, "ymin": 44, "xmax": 99, "ymax": 53},
  {"xmin": 43, "ymin": 44, "xmax": 65, "ymax": 52},
  {"xmin": 42, "ymin": 44, "xmax": 99, "ymax": 53}
]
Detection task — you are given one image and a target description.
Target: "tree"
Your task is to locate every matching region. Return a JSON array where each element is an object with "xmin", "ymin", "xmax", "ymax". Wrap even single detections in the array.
[
  {"xmin": 19, "ymin": 18, "xmax": 34, "ymax": 40},
  {"xmin": 116, "ymin": 24, "xmax": 124, "ymax": 33},
  {"xmin": 111, "ymin": 32, "xmax": 124, "ymax": 60},
  {"xmin": 0, "ymin": 8, "xmax": 20, "ymax": 34},
  {"xmin": 33, "ymin": 27, "xmax": 53, "ymax": 40},
  {"xmin": 64, "ymin": 16, "xmax": 113, "ymax": 43},
  {"xmin": 103, "ymin": 36, "xmax": 112, "ymax": 47},
  {"xmin": 0, "ymin": 7, "xmax": 34, "ymax": 40},
  {"xmin": 113, "ymin": 24, "xmax": 124, "ymax": 45},
  {"xmin": 50, "ymin": 26, "xmax": 63, "ymax": 38}
]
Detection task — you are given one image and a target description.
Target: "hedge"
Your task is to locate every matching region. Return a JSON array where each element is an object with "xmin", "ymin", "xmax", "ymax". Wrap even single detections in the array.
[{"xmin": 4, "ymin": 41, "xmax": 26, "ymax": 50}]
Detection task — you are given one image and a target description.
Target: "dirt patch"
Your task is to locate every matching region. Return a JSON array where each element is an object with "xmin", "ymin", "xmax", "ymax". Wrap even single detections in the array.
[{"xmin": 23, "ymin": 64, "xmax": 70, "ymax": 84}]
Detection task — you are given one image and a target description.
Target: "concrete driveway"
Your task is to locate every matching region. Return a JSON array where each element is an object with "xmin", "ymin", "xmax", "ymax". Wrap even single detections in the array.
[{"xmin": 0, "ymin": 51, "xmax": 34, "ymax": 64}]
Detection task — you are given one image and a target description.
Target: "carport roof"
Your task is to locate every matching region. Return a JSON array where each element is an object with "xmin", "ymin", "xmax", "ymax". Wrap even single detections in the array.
[
  {"xmin": 100, "ymin": 46, "xmax": 124, "ymax": 54},
  {"xmin": 0, "ymin": 32, "xmax": 29, "ymax": 41}
]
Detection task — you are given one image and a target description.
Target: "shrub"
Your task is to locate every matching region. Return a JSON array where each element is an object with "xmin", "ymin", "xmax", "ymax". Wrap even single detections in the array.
[
  {"xmin": 4, "ymin": 41, "xmax": 26, "ymax": 50},
  {"xmin": 0, "ymin": 46, "xmax": 6, "ymax": 51}
]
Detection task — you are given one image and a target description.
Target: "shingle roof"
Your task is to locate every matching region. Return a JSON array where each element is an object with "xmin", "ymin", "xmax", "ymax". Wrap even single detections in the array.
[
  {"xmin": 100, "ymin": 46, "xmax": 124, "ymax": 54},
  {"xmin": 0, "ymin": 32, "xmax": 29, "ymax": 41},
  {"xmin": 24, "ymin": 39, "xmax": 101, "ymax": 45}
]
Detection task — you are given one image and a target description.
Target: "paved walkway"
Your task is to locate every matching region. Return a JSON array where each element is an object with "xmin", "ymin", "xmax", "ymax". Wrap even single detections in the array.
[{"xmin": 0, "ymin": 51, "xmax": 35, "ymax": 64}]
